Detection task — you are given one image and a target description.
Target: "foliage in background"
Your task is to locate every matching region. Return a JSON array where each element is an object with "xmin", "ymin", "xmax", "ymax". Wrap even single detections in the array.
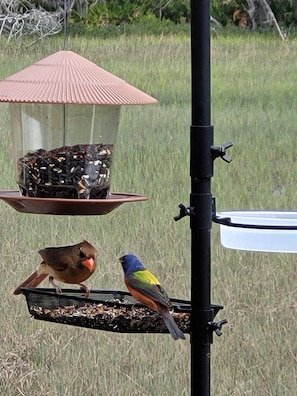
[
  {"xmin": 69, "ymin": 0, "xmax": 190, "ymax": 30},
  {"xmin": 211, "ymin": 0, "xmax": 238, "ymax": 26},
  {"xmin": 67, "ymin": 0, "xmax": 297, "ymax": 36},
  {"xmin": 2, "ymin": 0, "xmax": 297, "ymax": 40},
  {"xmin": 270, "ymin": 0, "xmax": 295, "ymax": 25},
  {"xmin": 211, "ymin": 0, "xmax": 296, "ymax": 27}
]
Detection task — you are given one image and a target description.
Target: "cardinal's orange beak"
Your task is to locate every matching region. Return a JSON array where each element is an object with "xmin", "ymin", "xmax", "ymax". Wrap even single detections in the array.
[{"xmin": 82, "ymin": 257, "xmax": 96, "ymax": 272}]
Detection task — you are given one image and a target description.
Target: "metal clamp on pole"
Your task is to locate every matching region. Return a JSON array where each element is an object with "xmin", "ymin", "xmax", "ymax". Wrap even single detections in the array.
[
  {"xmin": 174, "ymin": 203, "xmax": 194, "ymax": 221},
  {"xmin": 208, "ymin": 319, "xmax": 228, "ymax": 337},
  {"xmin": 211, "ymin": 141, "xmax": 233, "ymax": 163}
]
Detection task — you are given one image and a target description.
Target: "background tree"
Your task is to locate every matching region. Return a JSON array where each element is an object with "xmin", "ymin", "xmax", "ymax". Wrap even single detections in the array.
[{"xmin": 0, "ymin": 0, "xmax": 96, "ymax": 43}]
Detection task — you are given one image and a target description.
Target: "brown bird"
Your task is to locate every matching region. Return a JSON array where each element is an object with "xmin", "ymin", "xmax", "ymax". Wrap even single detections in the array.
[{"xmin": 13, "ymin": 240, "xmax": 98, "ymax": 296}]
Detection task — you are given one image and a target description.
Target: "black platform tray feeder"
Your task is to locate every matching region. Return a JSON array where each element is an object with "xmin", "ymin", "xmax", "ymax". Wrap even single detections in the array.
[
  {"xmin": 20, "ymin": 288, "xmax": 203, "ymax": 334},
  {"xmin": 0, "ymin": 50, "xmax": 157, "ymax": 215}
]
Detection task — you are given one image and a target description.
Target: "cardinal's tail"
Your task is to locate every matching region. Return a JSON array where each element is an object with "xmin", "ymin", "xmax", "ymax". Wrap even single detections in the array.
[
  {"xmin": 159, "ymin": 308, "xmax": 186, "ymax": 340},
  {"xmin": 13, "ymin": 271, "xmax": 48, "ymax": 295}
]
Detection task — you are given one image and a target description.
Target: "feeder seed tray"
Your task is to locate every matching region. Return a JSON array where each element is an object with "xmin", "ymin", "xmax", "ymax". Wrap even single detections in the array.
[
  {"xmin": 0, "ymin": 191, "xmax": 148, "ymax": 215},
  {"xmin": 21, "ymin": 288, "xmax": 191, "ymax": 334}
]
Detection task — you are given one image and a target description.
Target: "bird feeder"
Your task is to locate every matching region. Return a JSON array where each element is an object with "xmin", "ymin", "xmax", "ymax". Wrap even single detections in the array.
[
  {"xmin": 213, "ymin": 209, "xmax": 297, "ymax": 253},
  {"xmin": 0, "ymin": 50, "xmax": 157, "ymax": 215},
  {"xmin": 21, "ymin": 288, "xmax": 193, "ymax": 335}
]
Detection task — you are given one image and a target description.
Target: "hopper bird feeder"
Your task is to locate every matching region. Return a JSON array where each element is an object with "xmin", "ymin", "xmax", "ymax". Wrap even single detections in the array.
[{"xmin": 0, "ymin": 50, "xmax": 157, "ymax": 215}]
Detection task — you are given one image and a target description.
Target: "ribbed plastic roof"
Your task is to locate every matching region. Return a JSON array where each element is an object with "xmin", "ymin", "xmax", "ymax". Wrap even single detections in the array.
[{"xmin": 0, "ymin": 50, "xmax": 158, "ymax": 105}]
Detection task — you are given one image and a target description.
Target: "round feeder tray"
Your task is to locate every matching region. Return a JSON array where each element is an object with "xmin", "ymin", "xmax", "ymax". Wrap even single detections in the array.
[
  {"xmin": 216, "ymin": 211, "xmax": 297, "ymax": 253},
  {"xmin": 0, "ymin": 190, "xmax": 148, "ymax": 215},
  {"xmin": 20, "ymin": 288, "xmax": 192, "ymax": 334}
]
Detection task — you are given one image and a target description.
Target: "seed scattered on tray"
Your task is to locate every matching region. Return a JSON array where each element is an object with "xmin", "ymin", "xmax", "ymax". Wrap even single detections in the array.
[
  {"xmin": 29, "ymin": 302, "xmax": 191, "ymax": 334},
  {"xmin": 17, "ymin": 143, "xmax": 113, "ymax": 199}
]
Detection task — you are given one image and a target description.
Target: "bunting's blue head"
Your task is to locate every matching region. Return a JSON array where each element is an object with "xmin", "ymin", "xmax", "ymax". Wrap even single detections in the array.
[{"xmin": 119, "ymin": 254, "xmax": 145, "ymax": 276}]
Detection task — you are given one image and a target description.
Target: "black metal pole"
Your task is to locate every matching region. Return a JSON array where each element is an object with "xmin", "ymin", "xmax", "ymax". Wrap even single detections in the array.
[{"xmin": 190, "ymin": 1, "xmax": 214, "ymax": 395}]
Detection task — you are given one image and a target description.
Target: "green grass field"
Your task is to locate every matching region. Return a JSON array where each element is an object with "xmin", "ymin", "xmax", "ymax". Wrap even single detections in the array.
[{"xmin": 0, "ymin": 31, "xmax": 296, "ymax": 395}]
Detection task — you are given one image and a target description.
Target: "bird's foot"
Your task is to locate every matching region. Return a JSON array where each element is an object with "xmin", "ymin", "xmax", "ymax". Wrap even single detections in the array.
[
  {"xmin": 79, "ymin": 283, "xmax": 90, "ymax": 297},
  {"xmin": 49, "ymin": 276, "xmax": 62, "ymax": 294}
]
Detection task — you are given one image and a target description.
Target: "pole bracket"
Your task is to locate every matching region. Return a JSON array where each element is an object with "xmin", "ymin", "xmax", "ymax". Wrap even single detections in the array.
[
  {"xmin": 211, "ymin": 141, "xmax": 233, "ymax": 163},
  {"xmin": 208, "ymin": 319, "xmax": 228, "ymax": 336},
  {"xmin": 174, "ymin": 203, "xmax": 194, "ymax": 221}
]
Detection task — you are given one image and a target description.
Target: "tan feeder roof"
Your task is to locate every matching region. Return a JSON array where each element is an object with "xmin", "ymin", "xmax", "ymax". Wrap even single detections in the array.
[{"xmin": 0, "ymin": 50, "xmax": 158, "ymax": 105}]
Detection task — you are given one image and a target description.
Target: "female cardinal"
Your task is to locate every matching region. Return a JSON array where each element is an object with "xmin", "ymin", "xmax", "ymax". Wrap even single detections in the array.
[
  {"xmin": 13, "ymin": 240, "xmax": 98, "ymax": 296},
  {"xmin": 119, "ymin": 254, "xmax": 185, "ymax": 340}
]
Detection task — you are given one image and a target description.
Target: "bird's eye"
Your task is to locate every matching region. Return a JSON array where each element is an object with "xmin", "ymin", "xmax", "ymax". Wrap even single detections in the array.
[{"xmin": 79, "ymin": 249, "xmax": 86, "ymax": 258}]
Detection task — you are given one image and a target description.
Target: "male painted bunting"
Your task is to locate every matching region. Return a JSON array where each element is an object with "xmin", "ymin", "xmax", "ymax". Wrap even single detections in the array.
[
  {"xmin": 119, "ymin": 254, "xmax": 185, "ymax": 340},
  {"xmin": 13, "ymin": 240, "xmax": 98, "ymax": 296}
]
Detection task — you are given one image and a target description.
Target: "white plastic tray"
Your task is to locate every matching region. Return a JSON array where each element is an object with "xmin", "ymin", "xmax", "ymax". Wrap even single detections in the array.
[{"xmin": 217, "ymin": 211, "xmax": 297, "ymax": 253}]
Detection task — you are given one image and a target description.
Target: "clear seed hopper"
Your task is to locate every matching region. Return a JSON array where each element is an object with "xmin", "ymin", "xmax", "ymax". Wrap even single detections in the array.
[{"xmin": 0, "ymin": 50, "xmax": 157, "ymax": 214}]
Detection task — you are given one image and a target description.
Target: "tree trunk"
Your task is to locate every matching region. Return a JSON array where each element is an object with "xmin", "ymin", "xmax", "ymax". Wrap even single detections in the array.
[
  {"xmin": 246, "ymin": 0, "xmax": 286, "ymax": 40},
  {"xmin": 245, "ymin": 0, "xmax": 257, "ymax": 29}
]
